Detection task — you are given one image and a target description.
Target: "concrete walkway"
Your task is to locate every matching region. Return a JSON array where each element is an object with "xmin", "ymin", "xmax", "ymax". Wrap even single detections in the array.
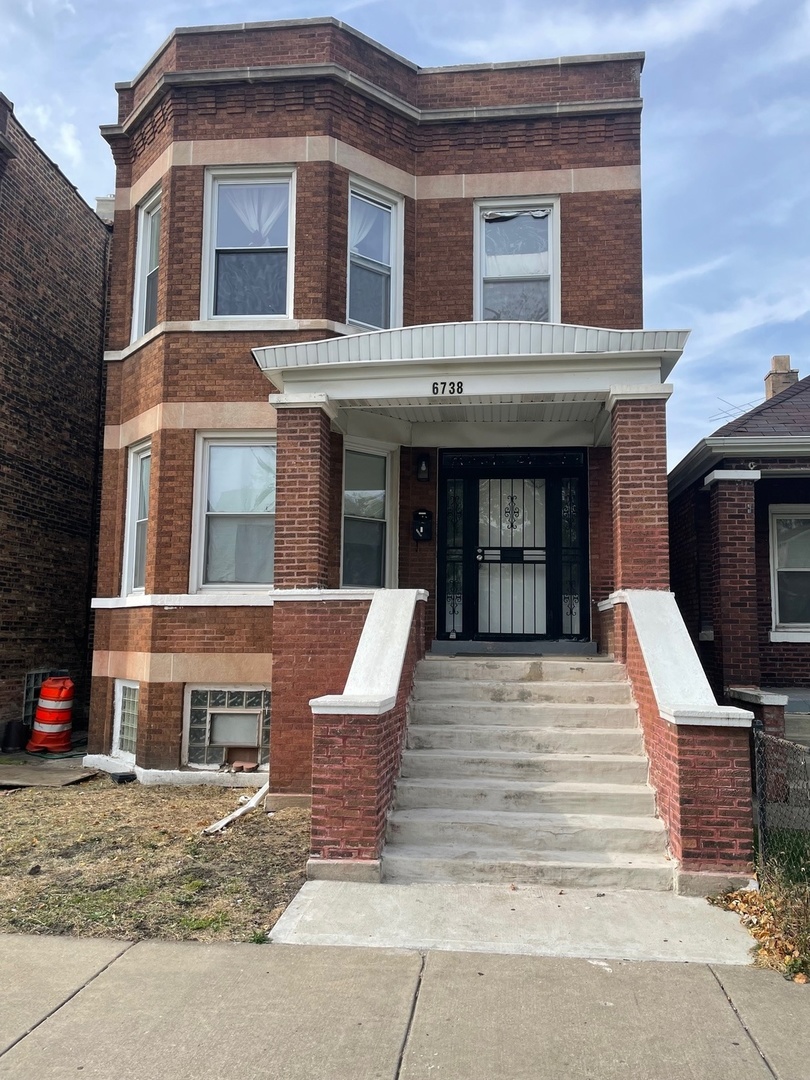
[
  {"xmin": 272, "ymin": 880, "xmax": 755, "ymax": 964},
  {"xmin": 2, "ymin": 933, "xmax": 809, "ymax": 1079}
]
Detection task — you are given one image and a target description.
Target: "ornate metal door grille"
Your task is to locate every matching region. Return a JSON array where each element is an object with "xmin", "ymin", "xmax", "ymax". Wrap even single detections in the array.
[{"xmin": 438, "ymin": 450, "xmax": 589, "ymax": 641}]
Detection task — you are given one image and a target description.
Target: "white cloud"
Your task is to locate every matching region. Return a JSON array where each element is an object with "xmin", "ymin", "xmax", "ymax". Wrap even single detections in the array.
[
  {"xmin": 444, "ymin": 0, "xmax": 764, "ymax": 61},
  {"xmin": 646, "ymin": 256, "xmax": 730, "ymax": 295},
  {"xmin": 55, "ymin": 122, "xmax": 83, "ymax": 169}
]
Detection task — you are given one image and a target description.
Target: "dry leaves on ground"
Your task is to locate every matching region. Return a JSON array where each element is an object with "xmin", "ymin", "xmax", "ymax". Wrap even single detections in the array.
[
  {"xmin": 711, "ymin": 881, "xmax": 810, "ymax": 981},
  {"xmin": 0, "ymin": 777, "xmax": 309, "ymax": 942}
]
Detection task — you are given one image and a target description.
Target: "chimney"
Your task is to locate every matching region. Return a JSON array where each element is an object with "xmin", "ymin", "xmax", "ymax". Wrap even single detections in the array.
[{"xmin": 765, "ymin": 355, "xmax": 799, "ymax": 400}]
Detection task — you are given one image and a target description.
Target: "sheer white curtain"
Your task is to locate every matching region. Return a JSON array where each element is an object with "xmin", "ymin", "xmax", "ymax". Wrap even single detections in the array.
[
  {"xmin": 349, "ymin": 196, "xmax": 379, "ymax": 256},
  {"xmin": 222, "ymin": 185, "xmax": 287, "ymax": 246}
]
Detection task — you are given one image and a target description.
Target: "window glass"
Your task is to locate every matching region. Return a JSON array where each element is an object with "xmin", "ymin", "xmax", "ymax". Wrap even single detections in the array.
[
  {"xmin": 210, "ymin": 712, "xmax": 260, "ymax": 746},
  {"xmin": 480, "ymin": 207, "xmax": 552, "ymax": 322},
  {"xmin": 348, "ymin": 192, "xmax": 393, "ymax": 329},
  {"xmin": 116, "ymin": 683, "xmax": 139, "ymax": 757},
  {"xmin": 212, "ymin": 180, "xmax": 290, "ymax": 316},
  {"xmin": 776, "ymin": 518, "xmax": 810, "ymax": 568},
  {"xmin": 774, "ymin": 514, "xmax": 810, "ymax": 625},
  {"xmin": 126, "ymin": 444, "xmax": 150, "ymax": 594},
  {"xmin": 343, "ymin": 450, "xmax": 387, "ymax": 587},
  {"xmin": 203, "ymin": 443, "xmax": 276, "ymax": 585},
  {"xmin": 185, "ymin": 687, "xmax": 271, "ymax": 768}
]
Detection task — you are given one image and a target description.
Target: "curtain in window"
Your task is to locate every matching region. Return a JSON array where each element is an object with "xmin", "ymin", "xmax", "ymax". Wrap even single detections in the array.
[
  {"xmin": 350, "ymin": 196, "xmax": 381, "ymax": 256},
  {"xmin": 221, "ymin": 185, "xmax": 287, "ymax": 247}
]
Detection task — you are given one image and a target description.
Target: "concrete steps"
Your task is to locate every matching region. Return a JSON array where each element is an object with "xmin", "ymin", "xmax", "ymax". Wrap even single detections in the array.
[{"xmin": 382, "ymin": 655, "xmax": 669, "ymax": 890}]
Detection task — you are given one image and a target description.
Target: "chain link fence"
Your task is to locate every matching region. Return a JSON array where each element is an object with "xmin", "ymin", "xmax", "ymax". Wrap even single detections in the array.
[{"xmin": 753, "ymin": 723, "xmax": 810, "ymax": 883}]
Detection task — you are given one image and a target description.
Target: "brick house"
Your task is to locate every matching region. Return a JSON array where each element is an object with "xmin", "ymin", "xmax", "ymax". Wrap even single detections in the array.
[
  {"xmin": 0, "ymin": 94, "xmax": 110, "ymax": 738},
  {"xmin": 85, "ymin": 18, "xmax": 753, "ymax": 893},
  {"xmin": 669, "ymin": 355, "xmax": 810, "ymax": 734}
]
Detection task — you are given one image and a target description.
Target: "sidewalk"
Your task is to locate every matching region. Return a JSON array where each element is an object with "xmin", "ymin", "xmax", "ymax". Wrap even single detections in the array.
[{"xmin": 2, "ymin": 933, "xmax": 808, "ymax": 1079}]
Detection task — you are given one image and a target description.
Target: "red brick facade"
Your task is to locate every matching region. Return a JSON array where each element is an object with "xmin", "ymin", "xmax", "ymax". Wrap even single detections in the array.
[{"xmin": 0, "ymin": 95, "xmax": 109, "ymax": 732}]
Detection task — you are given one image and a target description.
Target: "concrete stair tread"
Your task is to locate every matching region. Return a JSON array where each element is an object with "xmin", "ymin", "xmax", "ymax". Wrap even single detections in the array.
[
  {"xmin": 411, "ymin": 701, "xmax": 636, "ymax": 712},
  {"xmin": 402, "ymin": 749, "xmax": 647, "ymax": 765},
  {"xmin": 382, "ymin": 844, "xmax": 670, "ymax": 869},
  {"xmin": 398, "ymin": 776, "xmax": 652, "ymax": 792},
  {"xmin": 409, "ymin": 724, "xmax": 642, "ymax": 736},
  {"xmin": 388, "ymin": 807, "xmax": 665, "ymax": 832},
  {"xmin": 416, "ymin": 679, "xmax": 628, "ymax": 690}
]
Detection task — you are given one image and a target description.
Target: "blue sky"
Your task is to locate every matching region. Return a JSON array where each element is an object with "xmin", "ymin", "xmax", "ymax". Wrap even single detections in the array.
[{"xmin": 2, "ymin": 0, "xmax": 808, "ymax": 465}]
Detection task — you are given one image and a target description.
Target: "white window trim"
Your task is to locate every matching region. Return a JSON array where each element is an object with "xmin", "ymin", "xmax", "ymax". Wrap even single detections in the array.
[
  {"xmin": 340, "ymin": 438, "xmax": 399, "ymax": 590},
  {"xmin": 122, "ymin": 439, "xmax": 151, "ymax": 596},
  {"xmin": 131, "ymin": 187, "xmax": 162, "ymax": 344},
  {"xmin": 769, "ymin": 504, "xmax": 810, "ymax": 631},
  {"xmin": 346, "ymin": 178, "xmax": 404, "ymax": 331},
  {"xmin": 190, "ymin": 431, "xmax": 277, "ymax": 593},
  {"xmin": 112, "ymin": 679, "xmax": 139, "ymax": 764},
  {"xmin": 182, "ymin": 684, "xmax": 270, "ymax": 771},
  {"xmin": 200, "ymin": 166, "xmax": 296, "ymax": 322},
  {"xmin": 473, "ymin": 195, "xmax": 561, "ymax": 323}
]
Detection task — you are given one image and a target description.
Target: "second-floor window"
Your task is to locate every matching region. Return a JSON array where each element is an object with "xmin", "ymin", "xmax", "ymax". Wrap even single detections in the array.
[
  {"xmin": 204, "ymin": 171, "xmax": 293, "ymax": 318},
  {"xmin": 347, "ymin": 183, "xmax": 402, "ymax": 330},
  {"xmin": 132, "ymin": 190, "xmax": 161, "ymax": 340},
  {"xmin": 476, "ymin": 201, "xmax": 557, "ymax": 322}
]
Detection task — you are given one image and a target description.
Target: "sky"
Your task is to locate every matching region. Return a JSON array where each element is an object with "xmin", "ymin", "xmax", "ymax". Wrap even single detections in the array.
[{"xmin": 1, "ymin": 0, "xmax": 808, "ymax": 466}]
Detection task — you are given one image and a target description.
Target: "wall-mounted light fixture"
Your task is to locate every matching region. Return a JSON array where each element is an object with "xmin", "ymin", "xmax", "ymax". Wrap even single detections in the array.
[{"xmin": 416, "ymin": 453, "xmax": 430, "ymax": 483}]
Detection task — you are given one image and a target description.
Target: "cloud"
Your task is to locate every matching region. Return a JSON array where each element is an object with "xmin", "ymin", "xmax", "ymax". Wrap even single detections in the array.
[
  {"xmin": 55, "ymin": 122, "xmax": 83, "ymax": 169},
  {"xmin": 765, "ymin": 0, "xmax": 810, "ymax": 64},
  {"xmin": 440, "ymin": 0, "xmax": 764, "ymax": 61},
  {"xmin": 646, "ymin": 256, "xmax": 730, "ymax": 296}
]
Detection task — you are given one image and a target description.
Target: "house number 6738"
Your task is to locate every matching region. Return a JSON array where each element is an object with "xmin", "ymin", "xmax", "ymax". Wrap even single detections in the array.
[{"xmin": 432, "ymin": 381, "xmax": 463, "ymax": 395}]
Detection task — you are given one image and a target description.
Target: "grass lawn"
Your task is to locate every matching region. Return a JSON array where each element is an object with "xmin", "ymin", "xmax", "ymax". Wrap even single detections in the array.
[{"xmin": 0, "ymin": 776, "xmax": 309, "ymax": 943}]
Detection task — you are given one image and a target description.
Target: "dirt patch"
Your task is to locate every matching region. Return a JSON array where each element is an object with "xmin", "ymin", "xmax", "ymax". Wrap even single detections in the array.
[{"xmin": 0, "ymin": 777, "xmax": 309, "ymax": 942}]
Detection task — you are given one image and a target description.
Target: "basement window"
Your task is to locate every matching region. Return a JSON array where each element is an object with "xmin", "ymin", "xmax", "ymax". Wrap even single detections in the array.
[
  {"xmin": 112, "ymin": 680, "xmax": 139, "ymax": 763},
  {"xmin": 183, "ymin": 687, "xmax": 270, "ymax": 770}
]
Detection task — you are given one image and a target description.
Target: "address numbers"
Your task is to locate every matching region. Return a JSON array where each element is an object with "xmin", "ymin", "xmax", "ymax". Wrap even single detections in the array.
[{"xmin": 431, "ymin": 381, "xmax": 464, "ymax": 395}]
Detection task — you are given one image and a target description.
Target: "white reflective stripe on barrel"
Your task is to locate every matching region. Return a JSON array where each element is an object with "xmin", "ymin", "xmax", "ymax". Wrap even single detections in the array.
[
  {"xmin": 33, "ymin": 721, "xmax": 72, "ymax": 732},
  {"xmin": 37, "ymin": 698, "xmax": 72, "ymax": 710}
]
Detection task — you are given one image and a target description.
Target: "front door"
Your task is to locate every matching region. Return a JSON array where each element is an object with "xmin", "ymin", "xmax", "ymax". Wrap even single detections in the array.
[{"xmin": 438, "ymin": 449, "xmax": 589, "ymax": 641}]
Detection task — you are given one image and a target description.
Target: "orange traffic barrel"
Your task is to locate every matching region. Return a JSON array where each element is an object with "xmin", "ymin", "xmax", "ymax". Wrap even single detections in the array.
[{"xmin": 26, "ymin": 677, "xmax": 74, "ymax": 753}]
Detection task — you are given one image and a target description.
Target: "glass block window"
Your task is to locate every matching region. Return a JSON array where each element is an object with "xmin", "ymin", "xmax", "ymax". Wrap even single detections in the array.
[
  {"xmin": 113, "ymin": 680, "xmax": 139, "ymax": 761},
  {"xmin": 186, "ymin": 688, "xmax": 270, "ymax": 768},
  {"xmin": 22, "ymin": 669, "xmax": 54, "ymax": 727}
]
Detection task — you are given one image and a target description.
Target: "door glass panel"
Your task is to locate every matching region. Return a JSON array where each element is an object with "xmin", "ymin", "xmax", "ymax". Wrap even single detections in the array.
[
  {"xmin": 444, "ymin": 478, "xmax": 464, "ymax": 636},
  {"xmin": 477, "ymin": 479, "xmax": 546, "ymax": 635}
]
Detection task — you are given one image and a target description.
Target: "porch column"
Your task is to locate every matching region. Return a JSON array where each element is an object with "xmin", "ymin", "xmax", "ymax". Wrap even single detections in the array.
[
  {"xmin": 706, "ymin": 472, "xmax": 761, "ymax": 689},
  {"xmin": 609, "ymin": 393, "xmax": 671, "ymax": 591},
  {"xmin": 273, "ymin": 400, "xmax": 335, "ymax": 588}
]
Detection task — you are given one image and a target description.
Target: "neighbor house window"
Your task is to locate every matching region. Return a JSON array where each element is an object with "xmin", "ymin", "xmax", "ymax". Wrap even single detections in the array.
[
  {"xmin": 122, "ymin": 441, "xmax": 151, "ymax": 595},
  {"xmin": 342, "ymin": 447, "xmax": 394, "ymax": 587},
  {"xmin": 183, "ymin": 687, "xmax": 270, "ymax": 769},
  {"xmin": 203, "ymin": 170, "xmax": 293, "ymax": 318},
  {"xmin": 475, "ymin": 200, "xmax": 558, "ymax": 322},
  {"xmin": 132, "ymin": 190, "xmax": 161, "ymax": 339},
  {"xmin": 192, "ymin": 437, "xmax": 276, "ymax": 589},
  {"xmin": 347, "ymin": 185, "xmax": 402, "ymax": 329},
  {"xmin": 113, "ymin": 680, "xmax": 139, "ymax": 762},
  {"xmin": 770, "ymin": 507, "xmax": 810, "ymax": 627}
]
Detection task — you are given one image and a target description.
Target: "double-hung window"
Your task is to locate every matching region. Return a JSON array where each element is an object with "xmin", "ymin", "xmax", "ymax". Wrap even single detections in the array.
[
  {"xmin": 770, "ymin": 507, "xmax": 810, "ymax": 628},
  {"xmin": 193, "ymin": 437, "xmax": 276, "ymax": 589},
  {"xmin": 342, "ymin": 446, "xmax": 396, "ymax": 587},
  {"xmin": 347, "ymin": 184, "xmax": 402, "ymax": 329},
  {"xmin": 122, "ymin": 441, "xmax": 151, "ymax": 595},
  {"xmin": 132, "ymin": 190, "xmax": 161, "ymax": 339},
  {"xmin": 476, "ymin": 199, "xmax": 558, "ymax": 322},
  {"xmin": 204, "ymin": 170, "xmax": 293, "ymax": 318}
]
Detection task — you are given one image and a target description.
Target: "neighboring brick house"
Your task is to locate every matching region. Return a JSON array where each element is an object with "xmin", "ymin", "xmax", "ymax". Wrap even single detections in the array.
[
  {"xmin": 669, "ymin": 355, "xmax": 810, "ymax": 728},
  {"xmin": 86, "ymin": 18, "xmax": 753, "ymax": 891},
  {"xmin": 0, "ymin": 94, "xmax": 110, "ymax": 738}
]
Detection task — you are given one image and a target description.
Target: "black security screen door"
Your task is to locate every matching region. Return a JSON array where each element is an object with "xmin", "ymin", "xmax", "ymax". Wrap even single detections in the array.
[{"xmin": 438, "ymin": 449, "xmax": 589, "ymax": 641}]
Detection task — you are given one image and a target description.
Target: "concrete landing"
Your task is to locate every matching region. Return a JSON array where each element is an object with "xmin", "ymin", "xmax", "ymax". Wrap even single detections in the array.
[{"xmin": 271, "ymin": 880, "xmax": 755, "ymax": 965}]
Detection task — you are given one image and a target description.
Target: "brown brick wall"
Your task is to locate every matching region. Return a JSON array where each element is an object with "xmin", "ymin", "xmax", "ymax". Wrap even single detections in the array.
[
  {"xmin": 709, "ymin": 479, "xmax": 760, "ymax": 689},
  {"xmin": 611, "ymin": 400, "xmax": 669, "ymax": 590},
  {"xmin": 311, "ymin": 599, "xmax": 425, "ymax": 860},
  {"xmin": 0, "ymin": 102, "xmax": 109, "ymax": 728},
  {"xmin": 398, "ymin": 449, "xmax": 438, "ymax": 646},
  {"xmin": 270, "ymin": 599, "xmax": 370, "ymax": 793},
  {"xmin": 587, "ymin": 447, "xmax": 614, "ymax": 645}
]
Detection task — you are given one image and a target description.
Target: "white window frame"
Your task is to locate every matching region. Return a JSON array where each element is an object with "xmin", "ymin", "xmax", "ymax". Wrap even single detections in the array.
[
  {"xmin": 200, "ymin": 167, "xmax": 296, "ymax": 321},
  {"xmin": 346, "ymin": 179, "xmax": 404, "ymax": 330},
  {"xmin": 190, "ymin": 432, "xmax": 277, "ymax": 593},
  {"xmin": 121, "ymin": 439, "xmax": 151, "ymax": 596},
  {"xmin": 473, "ymin": 196, "xmax": 561, "ymax": 323},
  {"xmin": 131, "ymin": 187, "xmax": 162, "ymax": 342},
  {"xmin": 182, "ymin": 684, "xmax": 270, "ymax": 771},
  {"xmin": 340, "ymin": 438, "xmax": 399, "ymax": 589},
  {"xmin": 112, "ymin": 679, "xmax": 139, "ymax": 764},
  {"xmin": 769, "ymin": 504, "xmax": 810, "ymax": 632}
]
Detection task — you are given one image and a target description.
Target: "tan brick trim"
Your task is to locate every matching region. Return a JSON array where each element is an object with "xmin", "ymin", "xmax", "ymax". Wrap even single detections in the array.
[
  {"xmin": 117, "ymin": 136, "xmax": 641, "ymax": 208},
  {"xmin": 92, "ymin": 651, "xmax": 273, "ymax": 682},
  {"xmin": 103, "ymin": 401, "xmax": 278, "ymax": 450}
]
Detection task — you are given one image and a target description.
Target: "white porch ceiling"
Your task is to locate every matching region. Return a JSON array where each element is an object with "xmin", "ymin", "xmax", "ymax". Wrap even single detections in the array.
[{"xmin": 338, "ymin": 397, "xmax": 605, "ymax": 425}]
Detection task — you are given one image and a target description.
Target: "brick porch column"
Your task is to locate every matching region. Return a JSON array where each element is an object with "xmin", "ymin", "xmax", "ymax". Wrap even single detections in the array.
[
  {"xmin": 706, "ymin": 472, "xmax": 761, "ymax": 689},
  {"xmin": 610, "ymin": 394, "xmax": 670, "ymax": 592},
  {"xmin": 273, "ymin": 401, "xmax": 335, "ymax": 588}
]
